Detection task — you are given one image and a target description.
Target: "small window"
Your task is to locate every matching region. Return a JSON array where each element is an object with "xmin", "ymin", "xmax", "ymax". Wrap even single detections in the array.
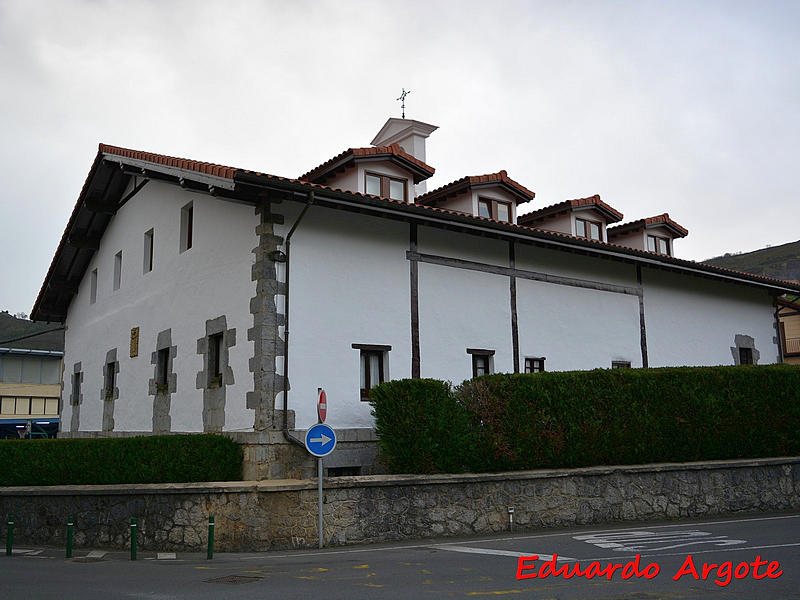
[
  {"xmin": 612, "ymin": 361, "xmax": 631, "ymax": 369},
  {"xmin": 524, "ymin": 357, "xmax": 545, "ymax": 373},
  {"xmin": 180, "ymin": 202, "xmax": 193, "ymax": 252},
  {"xmin": 496, "ymin": 202, "xmax": 511, "ymax": 223},
  {"xmin": 208, "ymin": 332, "xmax": 223, "ymax": 387},
  {"xmin": 143, "ymin": 229, "xmax": 154, "ymax": 273},
  {"xmin": 364, "ymin": 172, "xmax": 407, "ymax": 202},
  {"xmin": 90, "ymin": 268, "xmax": 98, "ymax": 304},
  {"xmin": 360, "ymin": 350, "xmax": 384, "ymax": 401},
  {"xmin": 647, "ymin": 235, "xmax": 670, "ymax": 256},
  {"xmin": 72, "ymin": 372, "xmax": 81, "ymax": 401},
  {"xmin": 156, "ymin": 348, "xmax": 170, "ymax": 387},
  {"xmin": 467, "ymin": 349, "xmax": 495, "ymax": 378},
  {"xmin": 105, "ymin": 362, "xmax": 115, "ymax": 399},
  {"xmin": 389, "ymin": 179, "xmax": 405, "ymax": 202},
  {"xmin": 477, "ymin": 198, "xmax": 512, "ymax": 222},
  {"xmin": 113, "ymin": 251, "xmax": 122, "ymax": 290},
  {"xmin": 576, "ymin": 218, "xmax": 602, "ymax": 241},
  {"xmin": 739, "ymin": 347, "xmax": 753, "ymax": 365},
  {"xmin": 353, "ymin": 344, "xmax": 390, "ymax": 401}
]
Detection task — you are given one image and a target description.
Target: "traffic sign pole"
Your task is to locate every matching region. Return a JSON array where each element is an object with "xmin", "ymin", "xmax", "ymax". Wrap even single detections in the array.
[{"xmin": 318, "ymin": 457, "xmax": 323, "ymax": 549}]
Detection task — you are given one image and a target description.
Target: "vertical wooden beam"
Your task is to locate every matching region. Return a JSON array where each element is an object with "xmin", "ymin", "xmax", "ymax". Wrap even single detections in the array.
[
  {"xmin": 509, "ymin": 242, "xmax": 520, "ymax": 373},
  {"xmin": 410, "ymin": 224, "xmax": 421, "ymax": 378},
  {"xmin": 637, "ymin": 265, "xmax": 649, "ymax": 368}
]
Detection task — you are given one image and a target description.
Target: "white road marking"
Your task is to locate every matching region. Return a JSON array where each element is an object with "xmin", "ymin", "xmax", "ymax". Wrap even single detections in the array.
[
  {"xmin": 430, "ymin": 544, "xmax": 575, "ymax": 561},
  {"xmin": 157, "ymin": 552, "xmax": 177, "ymax": 560},
  {"xmin": 584, "ymin": 541, "xmax": 800, "ymax": 562},
  {"xmin": 574, "ymin": 530, "xmax": 746, "ymax": 552},
  {"xmin": 86, "ymin": 551, "xmax": 107, "ymax": 559},
  {"xmin": 238, "ymin": 513, "xmax": 800, "ymax": 561},
  {"xmin": 485, "ymin": 513, "xmax": 800, "ymax": 544}
]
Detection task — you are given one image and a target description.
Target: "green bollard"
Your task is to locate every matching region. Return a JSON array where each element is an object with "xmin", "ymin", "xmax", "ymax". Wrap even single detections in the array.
[
  {"xmin": 130, "ymin": 518, "xmax": 137, "ymax": 561},
  {"xmin": 6, "ymin": 515, "xmax": 13, "ymax": 556},
  {"xmin": 207, "ymin": 516, "xmax": 214, "ymax": 560},
  {"xmin": 66, "ymin": 517, "xmax": 74, "ymax": 558}
]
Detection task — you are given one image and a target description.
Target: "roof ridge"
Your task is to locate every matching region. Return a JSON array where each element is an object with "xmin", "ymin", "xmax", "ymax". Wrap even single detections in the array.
[
  {"xmin": 298, "ymin": 144, "xmax": 434, "ymax": 183},
  {"xmin": 99, "ymin": 143, "xmax": 238, "ymax": 179},
  {"xmin": 417, "ymin": 170, "xmax": 534, "ymax": 205}
]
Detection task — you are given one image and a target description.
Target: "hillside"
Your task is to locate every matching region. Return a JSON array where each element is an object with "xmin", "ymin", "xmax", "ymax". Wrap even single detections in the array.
[
  {"xmin": 704, "ymin": 240, "xmax": 800, "ymax": 283},
  {"xmin": 0, "ymin": 311, "xmax": 64, "ymax": 351}
]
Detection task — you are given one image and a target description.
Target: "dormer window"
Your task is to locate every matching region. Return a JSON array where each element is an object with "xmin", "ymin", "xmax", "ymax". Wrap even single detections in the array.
[
  {"xmin": 576, "ymin": 217, "xmax": 602, "ymax": 241},
  {"xmin": 365, "ymin": 172, "xmax": 407, "ymax": 202},
  {"xmin": 477, "ymin": 198, "xmax": 512, "ymax": 222},
  {"xmin": 647, "ymin": 235, "xmax": 671, "ymax": 256}
]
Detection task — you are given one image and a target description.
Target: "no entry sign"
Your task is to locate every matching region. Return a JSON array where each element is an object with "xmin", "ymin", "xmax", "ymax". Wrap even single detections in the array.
[{"xmin": 317, "ymin": 388, "xmax": 327, "ymax": 423}]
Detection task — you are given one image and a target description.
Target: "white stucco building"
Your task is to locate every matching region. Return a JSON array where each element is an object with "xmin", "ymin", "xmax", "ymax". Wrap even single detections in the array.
[{"xmin": 31, "ymin": 117, "xmax": 800, "ymax": 477}]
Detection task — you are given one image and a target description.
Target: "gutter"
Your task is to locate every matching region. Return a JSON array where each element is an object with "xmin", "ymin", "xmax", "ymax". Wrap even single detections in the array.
[
  {"xmin": 234, "ymin": 172, "xmax": 800, "ymax": 295},
  {"xmin": 281, "ymin": 191, "xmax": 315, "ymax": 447}
]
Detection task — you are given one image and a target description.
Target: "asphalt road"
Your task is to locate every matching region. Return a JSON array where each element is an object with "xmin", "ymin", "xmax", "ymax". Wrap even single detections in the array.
[{"xmin": 2, "ymin": 511, "xmax": 799, "ymax": 599}]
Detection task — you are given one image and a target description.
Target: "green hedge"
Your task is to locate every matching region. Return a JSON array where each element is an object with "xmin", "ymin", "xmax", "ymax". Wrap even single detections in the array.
[
  {"xmin": 370, "ymin": 365, "xmax": 800, "ymax": 474},
  {"xmin": 0, "ymin": 434, "xmax": 242, "ymax": 486}
]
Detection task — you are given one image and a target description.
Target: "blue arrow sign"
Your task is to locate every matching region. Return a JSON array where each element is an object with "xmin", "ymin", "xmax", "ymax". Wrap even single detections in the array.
[{"xmin": 304, "ymin": 423, "xmax": 337, "ymax": 458}]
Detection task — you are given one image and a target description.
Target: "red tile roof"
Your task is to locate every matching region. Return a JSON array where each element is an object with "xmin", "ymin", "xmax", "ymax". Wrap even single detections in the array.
[
  {"xmin": 299, "ymin": 144, "xmax": 435, "ymax": 184},
  {"xmin": 99, "ymin": 143, "xmax": 238, "ymax": 179},
  {"xmin": 416, "ymin": 170, "xmax": 535, "ymax": 206},
  {"xmin": 31, "ymin": 144, "xmax": 800, "ymax": 322},
  {"xmin": 607, "ymin": 213, "xmax": 689, "ymax": 238},
  {"xmin": 518, "ymin": 194, "xmax": 624, "ymax": 225}
]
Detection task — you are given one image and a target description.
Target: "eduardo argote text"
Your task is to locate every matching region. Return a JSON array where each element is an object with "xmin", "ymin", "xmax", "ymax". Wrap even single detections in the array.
[{"xmin": 516, "ymin": 553, "xmax": 783, "ymax": 587}]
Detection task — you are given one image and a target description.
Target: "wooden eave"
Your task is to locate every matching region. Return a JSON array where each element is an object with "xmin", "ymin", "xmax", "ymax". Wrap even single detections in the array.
[{"xmin": 32, "ymin": 147, "xmax": 800, "ymax": 323}]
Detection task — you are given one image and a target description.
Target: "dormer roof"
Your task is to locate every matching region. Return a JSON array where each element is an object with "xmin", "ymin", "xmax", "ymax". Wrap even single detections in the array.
[
  {"xmin": 416, "ymin": 170, "xmax": 535, "ymax": 206},
  {"xmin": 607, "ymin": 213, "xmax": 689, "ymax": 239},
  {"xmin": 518, "ymin": 194, "xmax": 624, "ymax": 226},
  {"xmin": 299, "ymin": 144, "xmax": 435, "ymax": 185}
]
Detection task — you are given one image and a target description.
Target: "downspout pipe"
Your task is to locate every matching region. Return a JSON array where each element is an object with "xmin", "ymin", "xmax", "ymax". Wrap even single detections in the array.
[
  {"xmin": 282, "ymin": 191, "xmax": 314, "ymax": 446},
  {"xmin": 775, "ymin": 298, "xmax": 785, "ymax": 364}
]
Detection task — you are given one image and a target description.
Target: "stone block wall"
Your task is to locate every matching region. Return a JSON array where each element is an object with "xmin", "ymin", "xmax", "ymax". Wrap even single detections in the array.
[{"xmin": 1, "ymin": 457, "xmax": 798, "ymax": 552}]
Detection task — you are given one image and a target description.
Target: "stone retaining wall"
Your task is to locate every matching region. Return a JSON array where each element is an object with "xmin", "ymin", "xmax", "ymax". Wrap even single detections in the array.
[{"xmin": 1, "ymin": 457, "xmax": 798, "ymax": 552}]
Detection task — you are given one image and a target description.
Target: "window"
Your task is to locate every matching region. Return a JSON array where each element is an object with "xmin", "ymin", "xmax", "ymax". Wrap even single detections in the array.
[
  {"xmin": 90, "ymin": 268, "xmax": 98, "ymax": 304},
  {"xmin": 352, "ymin": 344, "xmax": 390, "ymax": 401},
  {"xmin": 739, "ymin": 347, "xmax": 753, "ymax": 365},
  {"xmin": 105, "ymin": 361, "xmax": 116, "ymax": 399},
  {"xmin": 576, "ymin": 218, "xmax": 602, "ymax": 241},
  {"xmin": 113, "ymin": 251, "xmax": 122, "ymax": 290},
  {"xmin": 612, "ymin": 361, "xmax": 631, "ymax": 369},
  {"xmin": 647, "ymin": 235, "xmax": 670, "ymax": 256},
  {"xmin": 467, "ymin": 349, "xmax": 495, "ymax": 378},
  {"xmin": 72, "ymin": 372, "xmax": 81, "ymax": 402},
  {"xmin": 365, "ymin": 173, "xmax": 407, "ymax": 202},
  {"xmin": 156, "ymin": 348, "xmax": 170, "ymax": 388},
  {"xmin": 524, "ymin": 357, "xmax": 545, "ymax": 373},
  {"xmin": 180, "ymin": 202, "xmax": 193, "ymax": 252},
  {"xmin": 208, "ymin": 332, "xmax": 223, "ymax": 387},
  {"xmin": 143, "ymin": 229, "xmax": 154, "ymax": 273},
  {"xmin": 477, "ymin": 198, "xmax": 512, "ymax": 223}
]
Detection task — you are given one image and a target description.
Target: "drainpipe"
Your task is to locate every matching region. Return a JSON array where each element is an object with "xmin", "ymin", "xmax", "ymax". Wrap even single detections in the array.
[
  {"xmin": 281, "ymin": 191, "xmax": 314, "ymax": 446},
  {"xmin": 775, "ymin": 299, "xmax": 785, "ymax": 364}
]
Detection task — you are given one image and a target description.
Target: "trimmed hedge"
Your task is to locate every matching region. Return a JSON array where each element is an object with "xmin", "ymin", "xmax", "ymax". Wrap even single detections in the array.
[
  {"xmin": 0, "ymin": 434, "xmax": 242, "ymax": 486},
  {"xmin": 370, "ymin": 365, "xmax": 800, "ymax": 474}
]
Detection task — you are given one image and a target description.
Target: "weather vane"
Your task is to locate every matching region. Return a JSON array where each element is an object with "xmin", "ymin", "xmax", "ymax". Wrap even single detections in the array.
[{"xmin": 397, "ymin": 88, "xmax": 410, "ymax": 119}]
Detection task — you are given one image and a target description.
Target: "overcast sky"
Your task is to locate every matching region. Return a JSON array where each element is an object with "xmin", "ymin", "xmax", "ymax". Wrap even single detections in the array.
[{"xmin": 1, "ymin": 0, "xmax": 798, "ymax": 315}]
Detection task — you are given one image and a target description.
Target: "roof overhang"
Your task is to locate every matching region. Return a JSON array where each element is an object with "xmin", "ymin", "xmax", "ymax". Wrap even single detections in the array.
[{"xmin": 32, "ymin": 147, "xmax": 800, "ymax": 323}]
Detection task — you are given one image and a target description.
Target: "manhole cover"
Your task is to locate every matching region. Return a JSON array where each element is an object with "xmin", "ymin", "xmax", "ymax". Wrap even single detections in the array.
[{"xmin": 205, "ymin": 575, "xmax": 263, "ymax": 585}]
